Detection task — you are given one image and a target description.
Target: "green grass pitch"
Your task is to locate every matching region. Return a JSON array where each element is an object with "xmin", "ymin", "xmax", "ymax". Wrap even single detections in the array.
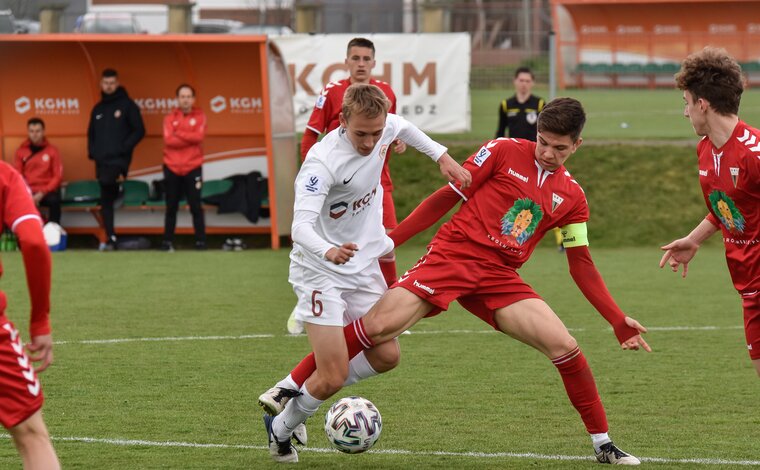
[{"xmin": 0, "ymin": 246, "xmax": 756, "ymax": 468}]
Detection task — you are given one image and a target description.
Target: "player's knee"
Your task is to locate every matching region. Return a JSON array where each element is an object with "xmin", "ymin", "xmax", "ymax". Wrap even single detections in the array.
[
  {"xmin": 10, "ymin": 416, "xmax": 50, "ymax": 448},
  {"xmin": 549, "ymin": 336, "xmax": 578, "ymax": 359}
]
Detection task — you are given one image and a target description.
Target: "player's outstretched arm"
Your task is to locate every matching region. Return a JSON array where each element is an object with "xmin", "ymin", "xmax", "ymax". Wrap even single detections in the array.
[
  {"xmin": 389, "ymin": 185, "xmax": 461, "ymax": 248},
  {"xmin": 436, "ymin": 152, "xmax": 471, "ymax": 189},
  {"xmin": 16, "ymin": 218, "xmax": 54, "ymax": 371},
  {"xmin": 566, "ymin": 245, "xmax": 651, "ymax": 352},
  {"xmin": 659, "ymin": 217, "xmax": 719, "ymax": 278}
]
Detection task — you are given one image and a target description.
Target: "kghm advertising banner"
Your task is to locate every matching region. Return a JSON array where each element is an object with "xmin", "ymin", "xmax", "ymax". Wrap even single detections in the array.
[{"xmin": 274, "ymin": 33, "xmax": 471, "ymax": 133}]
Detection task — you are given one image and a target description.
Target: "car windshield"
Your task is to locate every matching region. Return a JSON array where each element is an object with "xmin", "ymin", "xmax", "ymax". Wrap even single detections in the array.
[{"xmin": 79, "ymin": 16, "xmax": 137, "ymax": 33}]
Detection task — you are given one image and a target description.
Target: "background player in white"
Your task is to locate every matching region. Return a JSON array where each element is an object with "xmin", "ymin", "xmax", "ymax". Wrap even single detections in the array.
[{"xmin": 261, "ymin": 84, "xmax": 471, "ymax": 463}]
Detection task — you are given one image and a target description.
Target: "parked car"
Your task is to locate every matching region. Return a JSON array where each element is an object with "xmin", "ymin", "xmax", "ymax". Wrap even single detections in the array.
[
  {"xmin": 192, "ymin": 19, "xmax": 244, "ymax": 34},
  {"xmin": 75, "ymin": 13, "xmax": 144, "ymax": 34},
  {"xmin": 229, "ymin": 24, "xmax": 294, "ymax": 35},
  {"xmin": 14, "ymin": 19, "xmax": 40, "ymax": 34},
  {"xmin": 0, "ymin": 10, "xmax": 16, "ymax": 33}
]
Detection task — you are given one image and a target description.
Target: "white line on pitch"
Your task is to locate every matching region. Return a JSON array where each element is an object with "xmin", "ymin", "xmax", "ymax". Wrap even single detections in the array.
[
  {"xmin": 52, "ymin": 325, "xmax": 743, "ymax": 346},
  {"xmin": 1, "ymin": 434, "xmax": 758, "ymax": 466}
]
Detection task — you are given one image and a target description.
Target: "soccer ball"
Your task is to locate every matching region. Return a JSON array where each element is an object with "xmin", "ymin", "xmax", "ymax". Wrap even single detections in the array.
[{"xmin": 324, "ymin": 396, "xmax": 382, "ymax": 454}]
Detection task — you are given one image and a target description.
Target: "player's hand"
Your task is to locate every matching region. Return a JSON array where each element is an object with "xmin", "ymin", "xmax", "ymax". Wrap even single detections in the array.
[
  {"xmin": 32, "ymin": 192, "xmax": 44, "ymax": 204},
  {"xmin": 437, "ymin": 153, "xmax": 472, "ymax": 189},
  {"xmin": 27, "ymin": 334, "xmax": 54, "ymax": 372},
  {"xmin": 325, "ymin": 242, "xmax": 359, "ymax": 265},
  {"xmin": 392, "ymin": 139, "xmax": 407, "ymax": 154},
  {"xmin": 659, "ymin": 237, "xmax": 700, "ymax": 278},
  {"xmin": 620, "ymin": 316, "xmax": 651, "ymax": 352}
]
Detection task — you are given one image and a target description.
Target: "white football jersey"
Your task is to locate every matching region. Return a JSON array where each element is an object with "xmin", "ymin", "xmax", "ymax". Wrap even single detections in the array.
[{"xmin": 291, "ymin": 113, "xmax": 447, "ymax": 275}]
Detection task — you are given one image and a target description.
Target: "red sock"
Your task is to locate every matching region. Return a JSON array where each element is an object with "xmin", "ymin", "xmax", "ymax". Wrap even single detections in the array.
[
  {"xmin": 289, "ymin": 318, "xmax": 375, "ymax": 387},
  {"xmin": 379, "ymin": 258, "xmax": 397, "ymax": 288},
  {"xmin": 552, "ymin": 347, "xmax": 608, "ymax": 434}
]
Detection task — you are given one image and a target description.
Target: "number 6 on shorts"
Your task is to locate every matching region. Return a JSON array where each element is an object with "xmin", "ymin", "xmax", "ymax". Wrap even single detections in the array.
[{"xmin": 311, "ymin": 290, "xmax": 323, "ymax": 316}]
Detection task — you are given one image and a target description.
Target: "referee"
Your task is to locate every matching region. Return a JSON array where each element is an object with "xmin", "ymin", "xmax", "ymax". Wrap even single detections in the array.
[{"xmin": 495, "ymin": 67, "xmax": 545, "ymax": 140}]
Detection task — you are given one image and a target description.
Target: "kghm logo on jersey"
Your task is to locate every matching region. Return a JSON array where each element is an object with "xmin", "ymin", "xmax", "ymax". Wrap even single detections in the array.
[
  {"xmin": 330, "ymin": 202, "xmax": 348, "ymax": 219},
  {"xmin": 500, "ymin": 198, "xmax": 543, "ymax": 247},
  {"xmin": 709, "ymin": 190, "xmax": 745, "ymax": 233}
]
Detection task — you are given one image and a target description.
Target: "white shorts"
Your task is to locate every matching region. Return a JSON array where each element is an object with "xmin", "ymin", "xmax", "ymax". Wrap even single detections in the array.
[{"xmin": 289, "ymin": 260, "xmax": 386, "ymax": 327}]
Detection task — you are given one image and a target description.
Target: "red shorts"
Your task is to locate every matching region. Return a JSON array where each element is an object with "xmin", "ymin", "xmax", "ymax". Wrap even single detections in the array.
[
  {"xmin": 394, "ymin": 242, "xmax": 541, "ymax": 329},
  {"xmin": 0, "ymin": 317, "xmax": 44, "ymax": 429},
  {"xmin": 742, "ymin": 292, "xmax": 760, "ymax": 360}
]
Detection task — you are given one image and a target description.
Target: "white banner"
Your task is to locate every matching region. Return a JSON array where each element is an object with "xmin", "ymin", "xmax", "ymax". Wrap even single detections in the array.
[{"xmin": 272, "ymin": 33, "xmax": 471, "ymax": 133}]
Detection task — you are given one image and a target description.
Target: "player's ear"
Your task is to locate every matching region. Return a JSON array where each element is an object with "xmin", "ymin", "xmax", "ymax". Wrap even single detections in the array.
[
  {"xmin": 573, "ymin": 137, "xmax": 583, "ymax": 151},
  {"xmin": 339, "ymin": 112, "xmax": 347, "ymax": 129}
]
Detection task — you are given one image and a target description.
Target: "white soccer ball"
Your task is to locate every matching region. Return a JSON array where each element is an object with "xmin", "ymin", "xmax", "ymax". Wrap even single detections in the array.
[{"xmin": 324, "ymin": 396, "xmax": 382, "ymax": 454}]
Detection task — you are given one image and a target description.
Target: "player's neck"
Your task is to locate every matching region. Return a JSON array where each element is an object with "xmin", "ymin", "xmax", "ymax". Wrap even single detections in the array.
[
  {"xmin": 350, "ymin": 77, "xmax": 371, "ymax": 85},
  {"xmin": 515, "ymin": 91, "xmax": 530, "ymax": 103},
  {"xmin": 707, "ymin": 114, "xmax": 740, "ymax": 149}
]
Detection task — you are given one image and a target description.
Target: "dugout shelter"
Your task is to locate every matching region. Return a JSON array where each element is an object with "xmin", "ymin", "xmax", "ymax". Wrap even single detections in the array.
[
  {"xmin": 0, "ymin": 34, "xmax": 298, "ymax": 249},
  {"xmin": 551, "ymin": 0, "xmax": 760, "ymax": 88}
]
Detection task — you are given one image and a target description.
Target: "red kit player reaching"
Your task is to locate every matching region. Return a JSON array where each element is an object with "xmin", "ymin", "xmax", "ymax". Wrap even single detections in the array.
[
  {"xmin": 288, "ymin": 37, "xmax": 406, "ymax": 335},
  {"xmin": 260, "ymin": 98, "xmax": 650, "ymax": 465},
  {"xmin": 661, "ymin": 47, "xmax": 760, "ymax": 377},
  {"xmin": 0, "ymin": 161, "xmax": 59, "ymax": 469}
]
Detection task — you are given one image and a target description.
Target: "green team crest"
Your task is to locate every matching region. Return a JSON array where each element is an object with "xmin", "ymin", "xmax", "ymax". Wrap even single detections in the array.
[
  {"xmin": 708, "ymin": 190, "xmax": 745, "ymax": 233},
  {"xmin": 500, "ymin": 198, "xmax": 543, "ymax": 247}
]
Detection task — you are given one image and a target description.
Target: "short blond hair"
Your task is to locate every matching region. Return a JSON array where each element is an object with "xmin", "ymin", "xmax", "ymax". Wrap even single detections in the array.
[{"xmin": 341, "ymin": 83, "xmax": 390, "ymax": 122}]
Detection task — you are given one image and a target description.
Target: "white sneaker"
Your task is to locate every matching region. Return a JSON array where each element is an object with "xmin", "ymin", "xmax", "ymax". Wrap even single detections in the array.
[
  {"xmin": 264, "ymin": 415, "xmax": 298, "ymax": 463},
  {"xmin": 286, "ymin": 308, "xmax": 303, "ymax": 335},
  {"xmin": 595, "ymin": 441, "xmax": 640, "ymax": 465},
  {"xmin": 258, "ymin": 386, "xmax": 301, "ymax": 416}
]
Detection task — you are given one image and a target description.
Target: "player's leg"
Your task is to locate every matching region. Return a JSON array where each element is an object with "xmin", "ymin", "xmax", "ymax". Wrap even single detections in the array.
[
  {"xmin": 379, "ymin": 187, "xmax": 398, "ymax": 287},
  {"xmin": 161, "ymin": 165, "xmax": 181, "ymax": 251},
  {"xmin": 8, "ymin": 410, "xmax": 60, "ymax": 470},
  {"xmin": 95, "ymin": 164, "xmax": 121, "ymax": 248},
  {"xmin": 741, "ymin": 293, "xmax": 760, "ymax": 377},
  {"xmin": 183, "ymin": 167, "xmax": 206, "ymax": 249},
  {"xmin": 492, "ymin": 299, "xmax": 639, "ymax": 465}
]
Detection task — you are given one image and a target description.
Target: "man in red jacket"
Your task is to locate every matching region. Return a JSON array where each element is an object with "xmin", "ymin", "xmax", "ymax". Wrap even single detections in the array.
[
  {"xmin": 0, "ymin": 161, "xmax": 60, "ymax": 469},
  {"xmin": 161, "ymin": 84, "xmax": 207, "ymax": 251},
  {"xmin": 13, "ymin": 118, "xmax": 63, "ymax": 225}
]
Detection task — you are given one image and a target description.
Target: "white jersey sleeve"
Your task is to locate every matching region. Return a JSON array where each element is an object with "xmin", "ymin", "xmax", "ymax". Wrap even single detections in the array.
[
  {"xmin": 292, "ymin": 209, "xmax": 334, "ymax": 260},
  {"xmin": 389, "ymin": 114, "xmax": 447, "ymax": 162}
]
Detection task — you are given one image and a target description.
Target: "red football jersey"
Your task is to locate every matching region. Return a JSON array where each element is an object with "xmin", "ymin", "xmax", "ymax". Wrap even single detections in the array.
[
  {"xmin": 0, "ymin": 162, "xmax": 41, "ymax": 310},
  {"xmin": 697, "ymin": 120, "xmax": 760, "ymax": 293},
  {"xmin": 435, "ymin": 138, "xmax": 589, "ymax": 269}
]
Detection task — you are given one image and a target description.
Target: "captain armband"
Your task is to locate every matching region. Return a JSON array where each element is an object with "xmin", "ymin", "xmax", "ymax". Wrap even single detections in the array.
[{"xmin": 560, "ymin": 222, "xmax": 589, "ymax": 248}]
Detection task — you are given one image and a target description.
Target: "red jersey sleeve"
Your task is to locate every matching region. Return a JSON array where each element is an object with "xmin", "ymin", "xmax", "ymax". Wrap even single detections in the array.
[
  {"xmin": 12, "ymin": 148, "xmax": 24, "ymax": 174},
  {"xmin": 174, "ymin": 111, "xmax": 207, "ymax": 145},
  {"xmin": 42, "ymin": 145, "xmax": 63, "ymax": 194},
  {"xmin": 163, "ymin": 113, "xmax": 186, "ymax": 149},
  {"xmin": 305, "ymin": 89, "xmax": 332, "ymax": 136},
  {"xmin": 453, "ymin": 139, "xmax": 508, "ymax": 200}
]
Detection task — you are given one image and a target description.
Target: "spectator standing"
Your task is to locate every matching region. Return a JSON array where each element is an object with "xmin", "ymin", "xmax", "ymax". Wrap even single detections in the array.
[
  {"xmin": 87, "ymin": 68, "xmax": 145, "ymax": 251},
  {"xmin": 13, "ymin": 117, "xmax": 63, "ymax": 224},
  {"xmin": 161, "ymin": 84, "xmax": 207, "ymax": 251}
]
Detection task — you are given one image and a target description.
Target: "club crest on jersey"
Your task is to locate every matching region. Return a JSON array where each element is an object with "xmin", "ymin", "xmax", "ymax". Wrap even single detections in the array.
[
  {"xmin": 730, "ymin": 167, "xmax": 739, "ymax": 188},
  {"xmin": 473, "ymin": 146, "xmax": 491, "ymax": 167},
  {"xmin": 329, "ymin": 201, "xmax": 348, "ymax": 219},
  {"xmin": 526, "ymin": 111, "xmax": 538, "ymax": 125},
  {"xmin": 304, "ymin": 175, "xmax": 321, "ymax": 193},
  {"xmin": 551, "ymin": 193, "xmax": 564, "ymax": 212},
  {"xmin": 500, "ymin": 198, "xmax": 543, "ymax": 247},
  {"xmin": 379, "ymin": 144, "xmax": 389, "ymax": 160},
  {"xmin": 708, "ymin": 190, "xmax": 745, "ymax": 233}
]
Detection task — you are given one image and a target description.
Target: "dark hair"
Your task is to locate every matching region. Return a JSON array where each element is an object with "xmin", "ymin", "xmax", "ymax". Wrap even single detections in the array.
[
  {"xmin": 102, "ymin": 68, "xmax": 118, "ymax": 78},
  {"xmin": 346, "ymin": 37, "xmax": 375, "ymax": 57},
  {"xmin": 675, "ymin": 47, "xmax": 743, "ymax": 116},
  {"xmin": 514, "ymin": 66, "xmax": 534, "ymax": 80},
  {"xmin": 27, "ymin": 117, "xmax": 45, "ymax": 129},
  {"xmin": 176, "ymin": 83, "xmax": 196, "ymax": 97},
  {"xmin": 342, "ymin": 83, "xmax": 390, "ymax": 121},
  {"xmin": 537, "ymin": 98, "xmax": 586, "ymax": 141}
]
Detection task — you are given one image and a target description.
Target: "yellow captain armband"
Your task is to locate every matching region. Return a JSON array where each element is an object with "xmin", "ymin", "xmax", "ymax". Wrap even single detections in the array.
[{"xmin": 560, "ymin": 223, "xmax": 589, "ymax": 248}]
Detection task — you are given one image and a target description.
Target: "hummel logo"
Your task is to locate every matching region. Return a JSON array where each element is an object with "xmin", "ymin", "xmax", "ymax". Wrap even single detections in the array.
[
  {"xmin": 413, "ymin": 279, "xmax": 435, "ymax": 294},
  {"xmin": 508, "ymin": 168, "xmax": 528, "ymax": 183}
]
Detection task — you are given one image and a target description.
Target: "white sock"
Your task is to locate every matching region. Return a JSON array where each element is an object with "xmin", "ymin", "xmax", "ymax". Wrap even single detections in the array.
[
  {"xmin": 343, "ymin": 352, "xmax": 379, "ymax": 387},
  {"xmin": 272, "ymin": 384, "xmax": 323, "ymax": 441},
  {"xmin": 275, "ymin": 374, "xmax": 298, "ymax": 391},
  {"xmin": 591, "ymin": 432, "xmax": 611, "ymax": 452}
]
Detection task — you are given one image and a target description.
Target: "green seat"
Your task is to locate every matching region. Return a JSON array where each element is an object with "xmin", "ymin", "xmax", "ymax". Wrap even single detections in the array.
[
  {"xmin": 122, "ymin": 180, "xmax": 150, "ymax": 207},
  {"xmin": 201, "ymin": 179, "xmax": 233, "ymax": 199},
  {"xmin": 741, "ymin": 61, "xmax": 760, "ymax": 72},
  {"xmin": 62, "ymin": 180, "xmax": 100, "ymax": 207}
]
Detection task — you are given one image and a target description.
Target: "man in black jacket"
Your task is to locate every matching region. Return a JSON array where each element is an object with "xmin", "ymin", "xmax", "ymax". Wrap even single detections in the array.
[{"xmin": 87, "ymin": 68, "xmax": 145, "ymax": 250}]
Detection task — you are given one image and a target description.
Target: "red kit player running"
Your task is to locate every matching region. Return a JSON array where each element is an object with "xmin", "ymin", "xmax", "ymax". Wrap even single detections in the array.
[
  {"xmin": 0, "ymin": 161, "xmax": 59, "ymax": 469},
  {"xmin": 261, "ymin": 98, "xmax": 650, "ymax": 465},
  {"xmin": 661, "ymin": 47, "xmax": 760, "ymax": 377}
]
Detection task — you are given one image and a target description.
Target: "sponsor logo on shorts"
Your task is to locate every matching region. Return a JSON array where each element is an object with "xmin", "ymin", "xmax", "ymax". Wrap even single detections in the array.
[{"xmin": 413, "ymin": 279, "xmax": 435, "ymax": 295}]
